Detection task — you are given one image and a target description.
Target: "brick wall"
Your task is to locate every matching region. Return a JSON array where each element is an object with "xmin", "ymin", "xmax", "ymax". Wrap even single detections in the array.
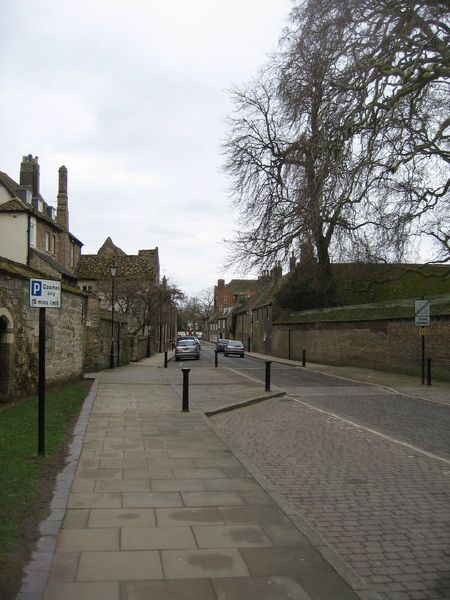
[{"xmin": 271, "ymin": 317, "xmax": 450, "ymax": 380}]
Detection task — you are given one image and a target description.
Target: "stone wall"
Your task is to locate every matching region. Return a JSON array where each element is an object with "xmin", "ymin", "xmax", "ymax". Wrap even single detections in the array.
[
  {"xmin": 84, "ymin": 297, "xmax": 129, "ymax": 372},
  {"xmin": 0, "ymin": 271, "xmax": 87, "ymax": 401},
  {"xmin": 271, "ymin": 317, "xmax": 450, "ymax": 381},
  {"xmin": 129, "ymin": 335, "xmax": 158, "ymax": 362}
]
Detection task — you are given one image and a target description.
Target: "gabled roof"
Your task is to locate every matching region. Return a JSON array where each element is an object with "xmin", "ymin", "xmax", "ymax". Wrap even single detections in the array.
[
  {"xmin": 31, "ymin": 248, "xmax": 78, "ymax": 281},
  {"xmin": 0, "ymin": 197, "xmax": 27, "ymax": 212},
  {"xmin": 226, "ymin": 279, "xmax": 258, "ymax": 294},
  {"xmin": 231, "ymin": 274, "xmax": 286, "ymax": 314},
  {"xmin": 0, "ymin": 171, "xmax": 26, "ymax": 200},
  {"xmin": 76, "ymin": 242, "xmax": 158, "ymax": 281}
]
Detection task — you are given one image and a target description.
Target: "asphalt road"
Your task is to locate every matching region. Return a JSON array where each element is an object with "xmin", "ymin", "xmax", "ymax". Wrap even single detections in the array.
[{"xmin": 177, "ymin": 343, "xmax": 450, "ymax": 461}]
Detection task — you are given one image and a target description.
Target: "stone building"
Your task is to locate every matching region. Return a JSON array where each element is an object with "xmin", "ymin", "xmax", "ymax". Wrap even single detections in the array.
[
  {"xmin": 0, "ymin": 157, "xmax": 88, "ymax": 401},
  {"xmin": 0, "ymin": 257, "xmax": 86, "ymax": 402},
  {"xmin": 76, "ymin": 238, "xmax": 176, "ymax": 362},
  {"xmin": 0, "ymin": 155, "xmax": 83, "ymax": 282},
  {"xmin": 0, "ymin": 155, "xmax": 175, "ymax": 399}
]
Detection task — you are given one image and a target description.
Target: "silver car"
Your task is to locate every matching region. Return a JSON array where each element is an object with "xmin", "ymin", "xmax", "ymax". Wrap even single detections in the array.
[
  {"xmin": 224, "ymin": 340, "xmax": 245, "ymax": 358},
  {"xmin": 175, "ymin": 340, "xmax": 200, "ymax": 361}
]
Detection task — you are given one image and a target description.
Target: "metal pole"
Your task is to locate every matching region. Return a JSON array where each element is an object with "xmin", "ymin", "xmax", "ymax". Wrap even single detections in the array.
[
  {"xmin": 215, "ymin": 350, "xmax": 218, "ymax": 368},
  {"xmin": 302, "ymin": 349, "xmax": 306, "ymax": 367},
  {"xmin": 38, "ymin": 307, "xmax": 46, "ymax": 457},
  {"xmin": 288, "ymin": 326, "xmax": 291, "ymax": 360},
  {"xmin": 182, "ymin": 368, "xmax": 190, "ymax": 412},
  {"xmin": 421, "ymin": 335, "xmax": 425, "ymax": 385},
  {"xmin": 265, "ymin": 360, "xmax": 271, "ymax": 391},
  {"xmin": 426, "ymin": 358, "xmax": 432, "ymax": 386},
  {"xmin": 164, "ymin": 350, "xmax": 168, "ymax": 368},
  {"xmin": 110, "ymin": 275, "xmax": 115, "ymax": 369}
]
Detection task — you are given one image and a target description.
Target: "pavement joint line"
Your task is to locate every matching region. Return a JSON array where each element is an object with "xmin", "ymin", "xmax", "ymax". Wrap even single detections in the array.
[
  {"xmin": 205, "ymin": 412, "xmax": 379, "ymax": 600},
  {"xmin": 203, "ymin": 391, "xmax": 287, "ymax": 416},
  {"xmin": 290, "ymin": 395, "xmax": 450, "ymax": 466}
]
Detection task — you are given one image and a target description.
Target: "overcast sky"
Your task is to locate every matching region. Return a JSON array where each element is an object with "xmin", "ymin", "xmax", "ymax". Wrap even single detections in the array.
[{"xmin": 0, "ymin": 0, "xmax": 293, "ymax": 295}]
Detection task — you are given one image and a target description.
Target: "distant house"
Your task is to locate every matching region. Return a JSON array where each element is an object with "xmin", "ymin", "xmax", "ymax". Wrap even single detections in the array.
[
  {"xmin": 76, "ymin": 238, "xmax": 176, "ymax": 359},
  {"xmin": 0, "ymin": 155, "xmax": 83, "ymax": 283},
  {"xmin": 232, "ymin": 266, "xmax": 284, "ymax": 352},
  {"xmin": 204, "ymin": 278, "xmax": 258, "ymax": 342},
  {"xmin": 76, "ymin": 237, "xmax": 160, "ymax": 302}
]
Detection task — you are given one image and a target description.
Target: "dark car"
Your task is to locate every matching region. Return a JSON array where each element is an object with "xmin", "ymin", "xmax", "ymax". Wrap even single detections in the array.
[
  {"xmin": 224, "ymin": 340, "xmax": 245, "ymax": 358},
  {"xmin": 216, "ymin": 339, "xmax": 229, "ymax": 352},
  {"xmin": 175, "ymin": 339, "xmax": 200, "ymax": 361}
]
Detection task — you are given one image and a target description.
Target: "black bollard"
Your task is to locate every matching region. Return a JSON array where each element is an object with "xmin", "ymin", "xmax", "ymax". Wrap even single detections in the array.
[
  {"xmin": 265, "ymin": 360, "xmax": 271, "ymax": 391},
  {"xmin": 164, "ymin": 350, "xmax": 168, "ymax": 368},
  {"xmin": 215, "ymin": 350, "xmax": 218, "ymax": 368},
  {"xmin": 426, "ymin": 358, "xmax": 432, "ymax": 386},
  {"xmin": 302, "ymin": 349, "xmax": 306, "ymax": 367},
  {"xmin": 182, "ymin": 368, "xmax": 190, "ymax": 412}
]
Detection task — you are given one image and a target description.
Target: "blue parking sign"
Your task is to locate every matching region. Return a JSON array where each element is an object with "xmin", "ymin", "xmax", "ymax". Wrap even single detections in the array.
[
  {"xmin": 32, "ymin": 280, "xmax": 42, "ymax": 296},
  {"xmin": 29, "ymin": 278, "xmax": 61, "ymax": 308}
]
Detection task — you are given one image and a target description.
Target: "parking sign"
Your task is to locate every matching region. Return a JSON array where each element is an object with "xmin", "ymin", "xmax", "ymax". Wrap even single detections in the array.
[
  {"xmin": 29, "ymin": 278, "xmax": 61, "ymax": 308},
  {"xmin": 414, "ymin": 299, "xmax": 430, "ymax": 327}
]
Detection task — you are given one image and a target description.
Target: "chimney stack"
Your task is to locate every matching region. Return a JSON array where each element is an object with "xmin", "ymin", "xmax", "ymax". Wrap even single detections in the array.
[
  {"xmin": 57, "ymin": 165, "xmax": 69, "ymax": 230},
  {"xmin": 20, "ymin": 155, "xmax": 40, "ymax": 197}
]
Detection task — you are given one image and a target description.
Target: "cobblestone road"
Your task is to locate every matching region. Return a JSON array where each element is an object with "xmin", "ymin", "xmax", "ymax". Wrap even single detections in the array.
[{"xmin": 211, "ymin": 395, "xmax": 450, "ymax": 600}]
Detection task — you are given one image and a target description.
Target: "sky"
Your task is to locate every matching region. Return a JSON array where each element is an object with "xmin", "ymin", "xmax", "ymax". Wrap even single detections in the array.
[{"xmin": 0, "ymin": 0, "xmax": 293, "ymax": 296}]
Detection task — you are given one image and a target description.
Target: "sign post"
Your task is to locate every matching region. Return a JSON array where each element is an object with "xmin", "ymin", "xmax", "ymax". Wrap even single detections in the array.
[
  {"xmin": 29, "ymin": 279, "xmax": 61, "ymax": 456},
  {"xmin": 414, "ymin": 299, "xmax": 430, "ymax": 385}
]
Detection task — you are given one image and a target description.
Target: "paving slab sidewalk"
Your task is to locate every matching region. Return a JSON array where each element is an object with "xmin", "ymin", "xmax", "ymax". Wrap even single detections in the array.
[{"xmin": 17, "ymin": 357, "xmax": 366, "ymax": 600}]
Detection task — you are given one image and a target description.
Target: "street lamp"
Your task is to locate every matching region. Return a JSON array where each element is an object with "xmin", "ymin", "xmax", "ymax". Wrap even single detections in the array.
[{"xmin": 109, "ymin": 263, "xmax": 118, "ymax": 368}]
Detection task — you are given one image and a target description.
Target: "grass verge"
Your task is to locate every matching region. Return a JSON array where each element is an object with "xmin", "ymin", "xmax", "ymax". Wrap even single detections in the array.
[{"xmin": 0, "ymin": 380, "xmax": 92, "ymax": 597}]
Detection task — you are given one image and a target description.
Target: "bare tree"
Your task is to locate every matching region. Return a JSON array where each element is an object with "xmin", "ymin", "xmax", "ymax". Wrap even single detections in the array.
[
  {"xmin": 223, "ymin": 0, "xmax": 450, "ymax": 306},
  {"xmin": 178, "ymin": 287, "xmax": 215, "ymax": 333},
  {"xmin": 335, "ymin": 0, "xmax": 450, "ymax": 261},
  {"xmin": 98, "ymin": 277, "xmax": 183, "ymax": 337}
]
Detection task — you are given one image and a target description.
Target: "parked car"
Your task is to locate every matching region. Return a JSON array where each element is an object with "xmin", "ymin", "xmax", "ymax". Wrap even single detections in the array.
[
  {"xmin": 175, "ymin": 339, "xmax": 200, "ymax": 361},
  {"xmin": 177, "ymin": 335, "xmax": 201, "ymax": 349},
  {"xmin": 224, "ymin": 340, "xmax": 245, "ymax": 358},
  {"xmin": 216, "ymin": 339, "xmax": 229, "ymax": 352}
]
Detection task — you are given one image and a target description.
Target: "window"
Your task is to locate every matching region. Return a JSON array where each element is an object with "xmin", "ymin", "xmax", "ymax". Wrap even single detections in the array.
[
  {"xmin": 70, "ymin": 243, "xmax": 75, "ymax": 267},
  {"xmin": 51, "ymin": 234, "xmax": 56, "ymax": 255},
  {"xmin": 29, "ymin": 219, "xmax": 36, "ymax": 248},
  {"xmin": 45, "ymin": 232, "xmax": 50, "ymax": 253}
]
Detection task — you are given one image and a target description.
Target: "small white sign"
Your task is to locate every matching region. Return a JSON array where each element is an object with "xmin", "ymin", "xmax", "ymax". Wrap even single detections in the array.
[
  {"xmin": 29, "ymin": 278, "xmax": 61, "ymax": 308},
  {"xmin": 414, "ymin": 299, "xmax": 430, "ymax": 327}
]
